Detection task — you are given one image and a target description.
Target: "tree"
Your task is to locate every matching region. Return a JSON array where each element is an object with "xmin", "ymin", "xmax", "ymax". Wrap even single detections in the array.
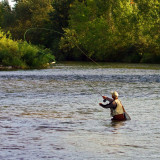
[
  {"xmin": 10, "ymin": 0, "xmax": 53, "ymax": 43},
  {"xmin": 60, "ymin": 0, "xmax": 160, "ymax": 62},
  {"xmin": 0, "ymin": 0, "xmax": 14, "ymax": 29},
  {"xmin": 60, "ymin": 0, "xmax": 119, "ymax": 61},
  {"xmin": 47, "ymin": 0, "xmax": 75, "ymax": 60},
  {"xmin": 135, "ymin": 0, "xmax": 160, "ymax": 62}
]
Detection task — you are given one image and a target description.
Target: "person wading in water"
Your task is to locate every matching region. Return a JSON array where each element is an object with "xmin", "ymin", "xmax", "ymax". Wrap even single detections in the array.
[{"xmin": 99, "ymin": 91, "xmax": 130, "ymax": 121}]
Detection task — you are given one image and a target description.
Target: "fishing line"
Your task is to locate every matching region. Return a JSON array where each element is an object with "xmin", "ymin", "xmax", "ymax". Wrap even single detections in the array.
[
  {"xmin": 24, "ymin": 28, "xmax": 101, "ymax": 67},
  {"xmin": 24, "ymin": 27, "xmax": 104, "ymax": 97}
]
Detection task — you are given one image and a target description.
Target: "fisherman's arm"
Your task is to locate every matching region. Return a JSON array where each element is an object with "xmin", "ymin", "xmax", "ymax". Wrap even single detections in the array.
[
  {"xmin": 102, "ymin": 96, "xmax": 113, "ymax": 102},
  {"xmin": 99, "ymin": 101, "xmax": 117, "ymax": 109}
]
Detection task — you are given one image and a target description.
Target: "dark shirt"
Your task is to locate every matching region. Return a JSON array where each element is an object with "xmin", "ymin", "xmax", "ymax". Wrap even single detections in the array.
[{"xmin": 100, "ymin": 100, "xmax": 117, "ymax": 109}]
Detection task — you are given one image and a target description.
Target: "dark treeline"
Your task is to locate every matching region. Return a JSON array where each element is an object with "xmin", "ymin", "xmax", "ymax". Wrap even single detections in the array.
[{"xmin": 0, "ymin": 0, "xmax": 160, "ymax": 67}]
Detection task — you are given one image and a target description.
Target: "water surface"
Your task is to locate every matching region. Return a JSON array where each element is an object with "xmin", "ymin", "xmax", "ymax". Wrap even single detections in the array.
[{"xmin": 0, "ymin": 62, "xmax": 160, "ymax": 160}]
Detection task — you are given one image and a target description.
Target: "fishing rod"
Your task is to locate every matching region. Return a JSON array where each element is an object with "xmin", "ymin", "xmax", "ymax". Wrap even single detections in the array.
[{"xmin": 24, "ymin": 27, "xmax": 104, "ymax": 97}]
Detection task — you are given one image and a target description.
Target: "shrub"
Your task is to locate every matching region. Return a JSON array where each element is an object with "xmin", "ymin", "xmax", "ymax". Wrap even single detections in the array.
[{"xmin": 0, "ymin": 29, "xmax": 55, "ymax": 69}]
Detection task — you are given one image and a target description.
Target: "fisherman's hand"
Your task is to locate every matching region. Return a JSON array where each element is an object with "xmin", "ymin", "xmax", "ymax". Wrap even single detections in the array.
[
  {"xmin": 102, "ymin": 96, "xmax": 107, "ymax": 99},
  {"xmin": 99, "ymin": 103, "xmax": 103, "ymax": 106}
]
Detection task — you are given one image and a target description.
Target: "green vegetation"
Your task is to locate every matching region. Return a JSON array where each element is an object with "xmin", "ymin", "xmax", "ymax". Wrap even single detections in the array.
[
  {"xmin": 0, "ymin": 29, "xmax": 55, "ymax": 69},
  {"xmin": 0, "ymin": 0, "xmax": 159, "ymax": 66},
  {"xmin": 61, "ymin": 0, "xmax": 160, "ymax": 62}
]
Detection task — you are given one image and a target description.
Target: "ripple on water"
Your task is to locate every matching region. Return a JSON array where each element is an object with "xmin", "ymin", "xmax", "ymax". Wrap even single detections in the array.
[{"xmin": 0, "ymin": 63, "xmax": 160, "ymax": 159}]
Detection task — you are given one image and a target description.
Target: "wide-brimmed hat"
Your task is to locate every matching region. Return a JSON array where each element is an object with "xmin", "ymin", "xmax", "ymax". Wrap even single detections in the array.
[{"xmin": 111, "ymin": 91, "xmax": 119, "ymax": 98}]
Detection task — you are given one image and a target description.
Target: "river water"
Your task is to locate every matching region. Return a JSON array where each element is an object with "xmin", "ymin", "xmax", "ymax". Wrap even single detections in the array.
[{"xmin": 0, "ymin": 62, "xmax": 160, "ymax": 160}]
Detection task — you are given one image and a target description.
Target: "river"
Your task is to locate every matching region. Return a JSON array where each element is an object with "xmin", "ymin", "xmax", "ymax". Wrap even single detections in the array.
[{"xmin": 0, "ymin": 62, "xmax": 160, "ymax": 160}]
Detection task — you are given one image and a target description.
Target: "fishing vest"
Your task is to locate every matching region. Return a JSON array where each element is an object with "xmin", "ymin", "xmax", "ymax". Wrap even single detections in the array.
[{"xmin": 111, "ymin": 99, "xmax": 124, "ymax": 116}]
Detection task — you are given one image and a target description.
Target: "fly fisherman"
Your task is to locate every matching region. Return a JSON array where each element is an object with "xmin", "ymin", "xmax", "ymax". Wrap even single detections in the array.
[{"xmin": 99, "ymin": 91, "xmax": 130, "ymax": 121}]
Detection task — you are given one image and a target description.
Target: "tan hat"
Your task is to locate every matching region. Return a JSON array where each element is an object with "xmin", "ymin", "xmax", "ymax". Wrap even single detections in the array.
[{"xmin": 111, "ymin": 91, "xmax": 119, "ymax": 98}]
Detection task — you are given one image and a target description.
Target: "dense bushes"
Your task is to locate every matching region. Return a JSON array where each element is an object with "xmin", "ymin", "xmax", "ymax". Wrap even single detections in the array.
[{"xmin": 0, "ymin": 29, "xmax": 55, "ymax": 69}]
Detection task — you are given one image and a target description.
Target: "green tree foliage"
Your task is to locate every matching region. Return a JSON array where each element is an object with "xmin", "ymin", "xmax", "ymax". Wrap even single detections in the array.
[
  {"xmin": 135, "ymin": 0, "xmax": 160, "ymax": 63},
  {"xmin": 0, "ymin": 29, "xmax": 55, "ymax": 69},
  {"xmin": 0, "ymin": 0, "xmax": 14, "ymax": 29},
  {"xmin": 9, "ymin": 0, "xmax": 53, "ymax": 43},
  {"xmin": 60, "ymin": 0, "xmax": 160, "ymax": 63},
  {"xmin": 60, "ymin": 0, "xmax": 134, "ymax": 61},
  {"xmin": 0, "ymin": 0, "xmax": 160, "ymax": 63},
  {"xmin": 47, "ymin": 0, "xmax": 75, "ymax": 60}
]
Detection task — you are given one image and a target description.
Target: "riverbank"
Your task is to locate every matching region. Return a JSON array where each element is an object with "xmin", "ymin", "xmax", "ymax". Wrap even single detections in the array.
[
  {"xmin": 0, "ymin": 62, "xmax": 56, "ymax": 71},
  {"xmin": 1, "ymin": 61, "xmax": 160, "ymax": 71},
  {"xmin": 56, "ymin": 61, "xmax": 160, "ymax": 70}
]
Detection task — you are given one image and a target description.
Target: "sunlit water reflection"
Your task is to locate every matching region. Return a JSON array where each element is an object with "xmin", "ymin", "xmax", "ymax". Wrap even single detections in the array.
[{"xmin": 0, "ymin": 62, "xmax": 160, "ymax": 159}]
